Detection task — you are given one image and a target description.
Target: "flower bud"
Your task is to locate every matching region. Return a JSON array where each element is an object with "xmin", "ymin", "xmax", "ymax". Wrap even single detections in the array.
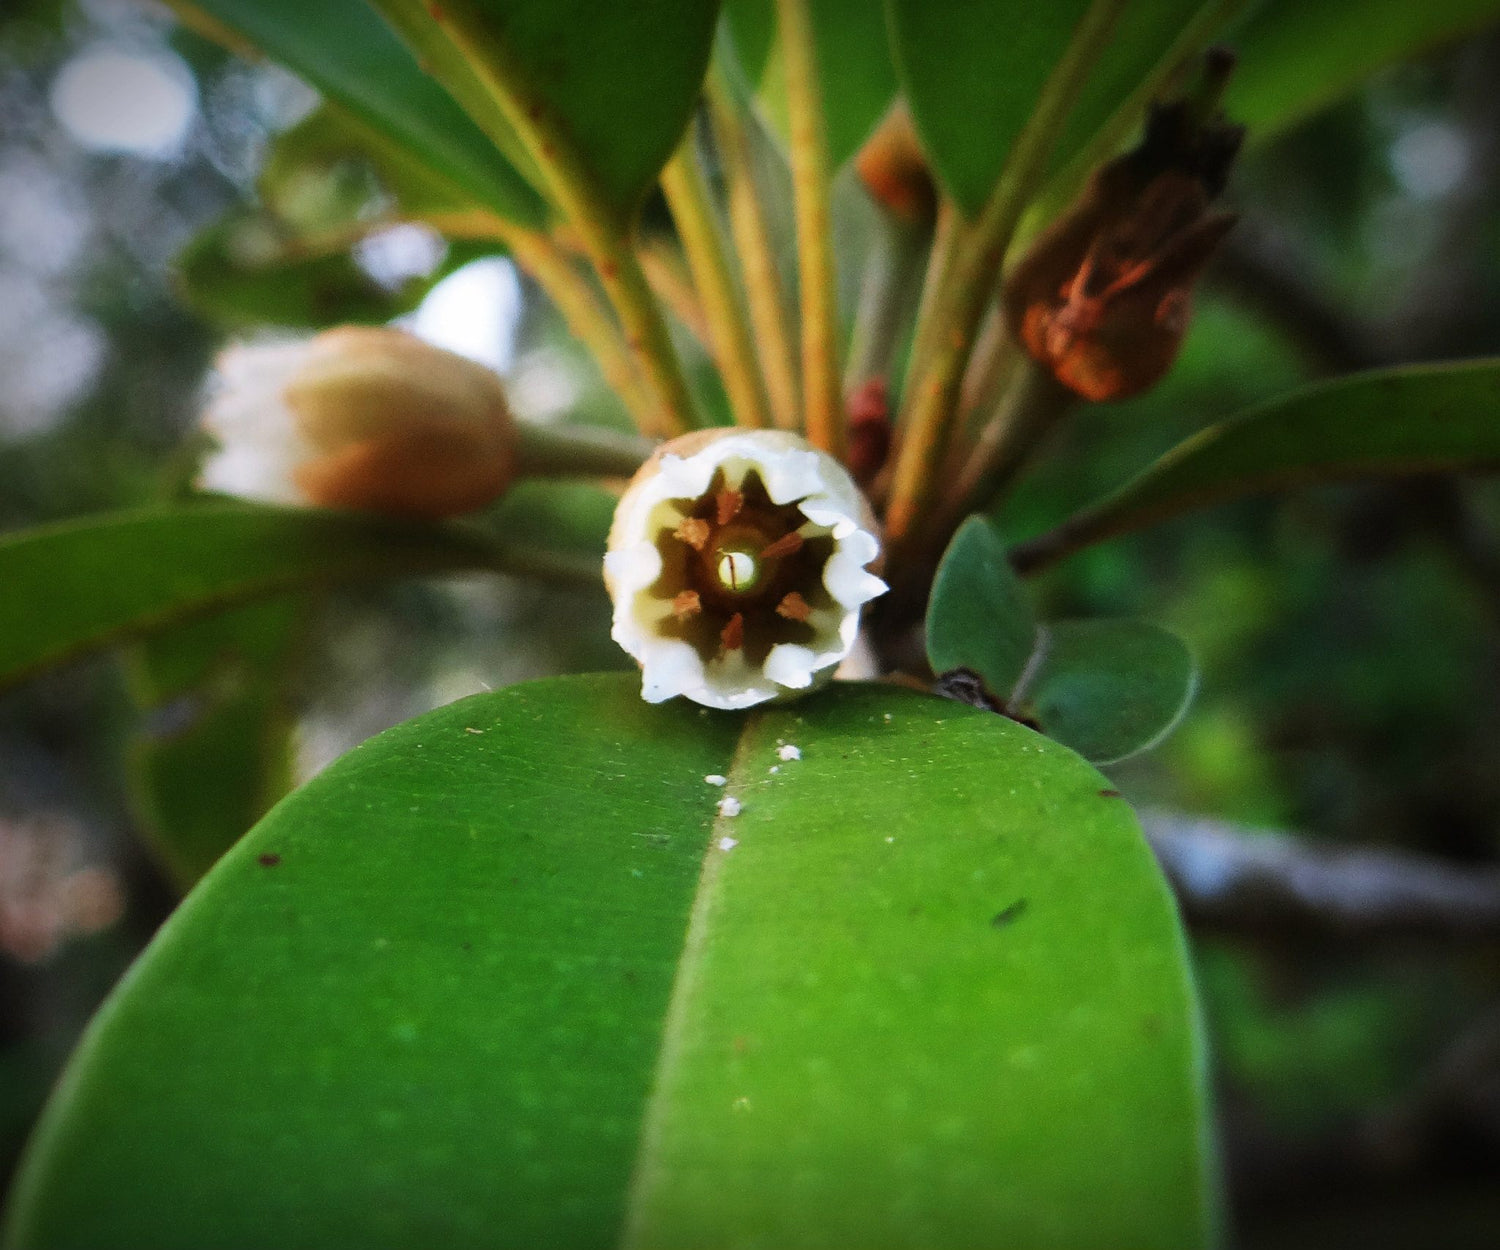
[
  {"xmin": 198, "ymin": 326, "xmax": 518, "ymax": 518},
  {"xmin": 605, "ymin": 430, "xmax": 888, "ymax": 709},
  {"xmin": 855, "ymin": 102, "xmax": 937, "ymax": 226},
  {"xmin": 1002, "ymin": 97, "xmax": 1243, "ymax": 403}
]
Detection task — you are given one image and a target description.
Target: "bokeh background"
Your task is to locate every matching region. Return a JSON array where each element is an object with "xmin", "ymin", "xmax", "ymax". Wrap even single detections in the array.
[{"xmin": 3, "ymin": 1, "xmax": 1500, "ymax": 1246}]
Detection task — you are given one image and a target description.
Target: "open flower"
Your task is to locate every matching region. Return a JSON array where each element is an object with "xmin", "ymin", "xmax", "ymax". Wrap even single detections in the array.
[
  {"xmin": 605, "ymin": 430, "xmax": 887, "ymax": 709},
  {"xmin": 198, "ymin": 326, "xmax": 517, "ymax": 518}
]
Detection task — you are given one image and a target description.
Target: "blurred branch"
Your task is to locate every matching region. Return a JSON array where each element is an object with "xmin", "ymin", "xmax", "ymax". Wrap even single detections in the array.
[{"xmin": 1142, "ymin": 810, "xmax": 1500, "ymax": 940}]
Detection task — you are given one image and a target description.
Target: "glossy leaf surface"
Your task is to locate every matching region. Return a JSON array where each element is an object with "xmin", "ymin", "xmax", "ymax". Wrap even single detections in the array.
[
  {"xmin": 888, "ymin": 0, "xmax": 1209, "ymax": 217},
  {"xmin": 1017, "ymin": 620, "xmax": 1197, "ymax": 766},
  {"xmin": 173, "ymin": 0, "xmax": 546, "ymax": 224},
  {"xmin": 445, "ymin": 0, "xmax": 720, "ymax": 213},
  {"xmin": 1011, "ymin": 360, "xmax": 1500, "ymax": 573},
  {"xmin": 6, "ymin": 677, "xmax": 1211, "ymax": 1249},
  {"xmin": 926, "ymin": 514, "xmax": 1037, "ymax": 695},
  {"xmin": 0, "ymin": 503, "xmax": 583, "ymax": 690}
]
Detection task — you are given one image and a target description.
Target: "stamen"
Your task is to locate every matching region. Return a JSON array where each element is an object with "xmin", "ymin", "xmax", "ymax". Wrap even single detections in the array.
[
  {"xmin": 674, "ymin": 517, "xmax": 711, "ymax": 550},
  {"xmin": 759, "ymin": 530, "xmax": 805, "ymax": 560},
  {"xmin": 672, "ymin": 590, "xmax": 702, "ymax": 619},
  {"xmin": 715, "ymin": 489, "xmax": 744, "ymax": 526},
  {"xmin": 720, "ymin": 612, "xmax": 744, "ymax": 652},
  {"xmin": 776, "ymin": 592, "xmax": 811, "ymax": 622}
]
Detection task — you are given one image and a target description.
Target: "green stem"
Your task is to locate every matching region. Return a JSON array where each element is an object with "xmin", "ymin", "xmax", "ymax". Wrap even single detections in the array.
[
  {"xmin": 660, "ymin": 129, "xmax": 772, "ymax": 428},
  {"xmin": 500, "ymin": 226, "xmax": 657, "ymax": 433},
  {"xmin": 883, "ymin": 0, "xmax": 1128, "ymax": 548},
  {"xmin": 377, "ymin": 0, "xmax": 699, "ymax": 440},
  {"xmin": 513, "ymin": 421, "xmax": 654, "ymax": 480},
  {"xmin": 945, "ymin": 360, "xmax": 1074, "ymax": 539},
  {"xmin": 707, "ymin": 68, "xmax": 801, "ymax": 431},
  {"xmin": 844, "ymin": 218, "xmax": 930, "ymax": 395},
  {"xmin": 776, "ymin": 0, "xmax": 843, "ymax": 456},
  {"xmin": 637, "ymin": 235, "xmax": 713, "ymax": 349}
]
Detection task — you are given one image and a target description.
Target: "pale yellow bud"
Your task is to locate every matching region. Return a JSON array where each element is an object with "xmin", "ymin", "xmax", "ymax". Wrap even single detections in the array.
[{"xmin": 198, "ymin": 327, "xmax": 517, "ymax": 518}]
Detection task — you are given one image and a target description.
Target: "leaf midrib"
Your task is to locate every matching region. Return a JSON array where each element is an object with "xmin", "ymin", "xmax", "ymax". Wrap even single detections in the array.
[{"xmin": 620, "ymin": 703, "xmax": 766, "ymax": 1248}]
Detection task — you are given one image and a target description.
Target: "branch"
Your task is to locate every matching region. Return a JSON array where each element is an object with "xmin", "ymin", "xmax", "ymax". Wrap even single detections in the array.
[{"xmin": 1141, "ymin": 810, "xmax": 1500, "ymax": 940}]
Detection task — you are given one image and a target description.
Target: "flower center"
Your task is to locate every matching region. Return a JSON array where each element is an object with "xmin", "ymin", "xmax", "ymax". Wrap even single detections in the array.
[
  {"xmin": 647, "ymin": 467, "xmax": 838, "ymax": 666},
  {"xmin": 714, "ymin": 548, "xmax": 760, "ymax": 594}
]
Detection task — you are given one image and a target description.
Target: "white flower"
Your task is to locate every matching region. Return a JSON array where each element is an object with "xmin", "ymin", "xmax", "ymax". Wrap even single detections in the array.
[
  {"xmin": 605, "ymin": 429, "xmax": 887, "ymax": 709},
  {"xmin": 198, "ymin": 326, "xmax": 517, "ymax": 518}
]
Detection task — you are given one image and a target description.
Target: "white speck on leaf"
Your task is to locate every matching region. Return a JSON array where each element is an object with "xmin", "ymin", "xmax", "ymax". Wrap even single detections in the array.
[
  {"xmin": 718, "ymin": 836, "xmax": 738, "ymax": 851},
  {"xmin": 717, "ymin": 795, "xmax": 742, "ymax": 818},
  {"xmin": 885, "ymin": 836, "xmax": 895, "ymax": 843},
  {"xmin": 464, "ymin": 727, "xmax": 484, "ymax": 735},
  {"xmin": 704, "ymin": 774, "xmax": 727, "ymax": 786},
  {"xmin": 883, "ymin": 713, "xmax": 892, "ymax": 722},
  {"xmin": 768, "ymin": 765, "xmax": 780, "ymax": 774},
  {"xmin": 777, "ymin": 744, "xmax": 801, "ymax": 761}
]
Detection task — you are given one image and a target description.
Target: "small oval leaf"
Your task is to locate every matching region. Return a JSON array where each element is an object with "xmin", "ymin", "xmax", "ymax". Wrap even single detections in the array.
[
  {"xmin": 926, "ymin": 514, "xmax": 1037, "ymax": 697},
  {"xmin": 1017, "ymin": 619, "xmax": 1197, "ymax": 765}
]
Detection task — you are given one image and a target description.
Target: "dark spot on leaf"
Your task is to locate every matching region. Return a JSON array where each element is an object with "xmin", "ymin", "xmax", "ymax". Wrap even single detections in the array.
[
  {"xmin": 991, "ymin": 898, "xmax": 1028, "ymax": 928},
  {"xmin": 1099, "ymin": 788, "xmax": 1123, "ymax": 799},
  {"xmin": 461, "ymin": 941, "xmax": 472, "ymax": 952},
  {"xmin": 257, "ymin": 853, "xmax": 281, "ymax": 868},
  {"xmin": 1142, "ymin": 1014, "xmax": 1163, "ymax": 1039},
  {"xmin": 623, "ymin": 969, "xmax": 637, "ymax": 984}
]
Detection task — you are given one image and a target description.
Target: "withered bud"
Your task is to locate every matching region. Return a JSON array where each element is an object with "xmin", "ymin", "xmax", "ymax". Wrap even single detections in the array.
[
  {"xmin": 1002, "ymin": 81, "xmax": 1244, "ymax": 403},
  {"xmin": 855, "ymin": 102, "xmax": 937, "ymax": 226},
  {"xmin": 198, "ymin": 327, "xmax": 518, "ymax": 518}
]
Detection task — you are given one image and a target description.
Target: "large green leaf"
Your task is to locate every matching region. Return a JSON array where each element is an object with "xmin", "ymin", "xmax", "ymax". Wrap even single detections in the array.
[
  {"xmin": 926, "ymin": 514, "xmax": 1037, "ymax": 693},
  {"xmin": 126, "ymin": 598, "xmax": 308, "ymax": 890},
  {"xmin": 887, "ymin": 0, "xmax": 1211, "ymax": 217},
  {"xmin": 171, "ymin": 0, "xmax": 547, "ymax": 225},
  {"xmin": 1011, "ymin": 359, "xmax": 1500, "ymax": 573},
  {"xmin": 726, "ymin": 0, "xmax": 899, "ymax": 168},
  {"xmin": 1226, "ymin": 0, "xmax": 1500, "ymax": 144},
  {"xmin": 428, "ymin": 0, "xmax": 720, "ymax": 214},
  {"xmin": 5, "ymin": 676, "xmax": 1213, "ymax": 1249},
  {"xmin": 1015, "ymin": 620, "xmax": 1197, "ymax": 766},
  {"xmin": 0, "ymin": 503, "xmax": 593, "ymax": 690}
]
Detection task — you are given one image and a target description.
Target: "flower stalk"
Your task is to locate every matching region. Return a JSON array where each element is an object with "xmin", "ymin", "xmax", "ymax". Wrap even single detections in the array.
[
  {"xmin": 883, "ymin": 0, "xmax": 1130, "ymax": 550},
  {"xmin": 776, "ymin": 0, "xmax": 844, "ymax": 458},
  {"xmin": 660, "ymin": 127, "xmax": 773, "ymax": 429}
]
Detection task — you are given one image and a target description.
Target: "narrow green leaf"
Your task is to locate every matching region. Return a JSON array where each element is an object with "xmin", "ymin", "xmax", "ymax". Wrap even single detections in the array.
[
  {"xmin": 5, "ymin": 677, "xmax": 1213, "ymax": 1249},
  {"xmin": 172, "ymin": 0, "xmax": 547, "ymax": 225},
  {"xmin": 926, "ymin": 514, "xmax": 1037, "ymax": 696},
  {"xmin": 1011, "ymin": 360, "xmax": 1500, "ymax": 573},
  {"xmin": 719, "ymin": 0, "xmax": 897, "ymax": 168},
  {"xmin": 1015, "ymin": 620, "xmax": 1197, "ymax": 765},
  {"xmin": 175, "ymin": 213, "xmax": 494, "ymax": 329},
  {"xmin": 888, "ymin": 0, "xmax": 1207, "ymax": 217},
  {"xmin": 126, "ymin": 599, "xmax": 309, "ymax": 890},
  {"xmin": 0, "ymin": 503, "xmax": 590, "ymax": 690},
  {"xmin": 1226, "ymin": 0, "xmax": 1500, "ymax": 144},
  {"xmin": 258, "ymin": 105, "xmax": 479, "ymax": 226}
]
